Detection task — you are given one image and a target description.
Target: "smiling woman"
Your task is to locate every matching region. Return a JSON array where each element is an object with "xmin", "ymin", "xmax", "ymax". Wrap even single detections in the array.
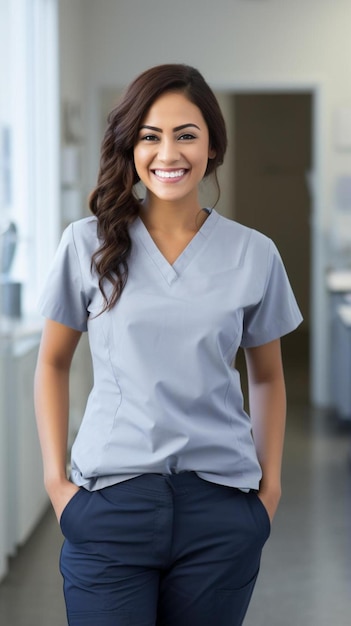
[
  {"xmin": 87, "ymin": 64, "xmax": 227, "ymax": 312},
  {"xmin": 134, "ymin": 92, "xmax": 216, "ymax": 210},
  {"xmin": 35, "ymin": 63, "xmax": 302, "ymax": 626}
]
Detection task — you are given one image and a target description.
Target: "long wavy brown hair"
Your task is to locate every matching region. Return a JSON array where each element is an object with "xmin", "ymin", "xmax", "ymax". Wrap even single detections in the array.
[{"xmin": 89, "ymin": 64, "xmax": 228, "ymax": 311}]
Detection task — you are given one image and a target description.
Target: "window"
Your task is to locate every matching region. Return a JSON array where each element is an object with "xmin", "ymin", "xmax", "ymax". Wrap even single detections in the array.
[{"xmin": 2, "ymin": 0, "xmax": 59, "ymax": 318}]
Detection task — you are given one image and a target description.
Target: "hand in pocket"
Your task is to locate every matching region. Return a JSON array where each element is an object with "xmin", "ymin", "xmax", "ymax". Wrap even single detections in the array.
[
  {"xmin": 48, "ymin": 480, "xmax": 81, "ymax": 523},
  {"xmin": 257, "ymin": 489, "xmax": 281, "ymax": 524}
]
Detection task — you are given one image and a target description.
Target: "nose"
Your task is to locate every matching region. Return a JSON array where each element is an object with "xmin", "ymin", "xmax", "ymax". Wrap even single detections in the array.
[{"xmin": 158, "ymin": 137, "xmax": 180, "ymax": 163}]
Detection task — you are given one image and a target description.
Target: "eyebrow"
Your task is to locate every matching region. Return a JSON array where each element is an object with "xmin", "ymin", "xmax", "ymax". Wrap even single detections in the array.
[{"xmin": 139, "ymin": 123, "xmax": 201, "ymax": 132}]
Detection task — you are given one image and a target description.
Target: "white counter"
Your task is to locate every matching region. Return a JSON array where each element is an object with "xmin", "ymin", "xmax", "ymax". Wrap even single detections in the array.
[
  {"xmin": 327, "ymin": 274, "xmax": 351, "ymax": 420},
  {"xmin": 338, "ymin": 304, "xmax": 351, "ymax": 327},
  {"xmin": 326, "ymin": 269, "xmax": 351, "ymax": 292},
  {"xmin": 0, "ymin": 318, "xmax": 48, "ymax": 581},
  {"xmin": 0, "ymin": 316, "xmax": 92, "ymax": 581}
]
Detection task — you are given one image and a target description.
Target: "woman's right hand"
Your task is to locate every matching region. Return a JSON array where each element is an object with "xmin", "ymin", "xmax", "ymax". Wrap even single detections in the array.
[{"xmin": 47, "ymin": 479, "xmax": 81, "ymax": 523}]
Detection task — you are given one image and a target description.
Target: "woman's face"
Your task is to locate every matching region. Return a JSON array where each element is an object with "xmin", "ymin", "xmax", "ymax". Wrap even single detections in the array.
[{"xmin": 133, "ymin": 91, "xmax": 215, "ymax": 207}]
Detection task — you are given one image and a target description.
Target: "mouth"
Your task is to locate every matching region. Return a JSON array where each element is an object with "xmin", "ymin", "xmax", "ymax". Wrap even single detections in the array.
[{"xmin": 152, "ymin": 168, "xmax": 188, "ymax": 182}]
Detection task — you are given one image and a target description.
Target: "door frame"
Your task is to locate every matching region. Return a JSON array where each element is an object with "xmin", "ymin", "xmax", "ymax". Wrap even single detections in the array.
[{"xmin": 211, "ymin": 78, "xmax": 327, "ymax": 406}]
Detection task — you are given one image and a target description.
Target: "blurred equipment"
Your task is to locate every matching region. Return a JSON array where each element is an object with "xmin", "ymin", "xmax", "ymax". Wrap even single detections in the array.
[{"xmin": 0, "ymin": 221, "xmax": 21, "ymax": 318}]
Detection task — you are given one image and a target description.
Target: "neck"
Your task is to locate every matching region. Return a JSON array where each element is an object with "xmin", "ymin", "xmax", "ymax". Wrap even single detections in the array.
[{"xmin": 139, "ymin": 196, "xmax": 206, "ymax": 234}]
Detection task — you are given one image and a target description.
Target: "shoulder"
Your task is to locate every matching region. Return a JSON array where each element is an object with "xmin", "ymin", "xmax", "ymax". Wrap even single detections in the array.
[
  {"xmin": 64, "ymin": 216, "xmax": 100, "ymax": 256},
  {"xmin": 213, "ymin": 211, "xmax": 274, "ymax": 266},
  {"xmin": 69, "ymin": 216, "xmax": 98, "ymax": 239},
  {"xmin": 215, "ymin": 212, "xmax": 271, "ymax": 244}
]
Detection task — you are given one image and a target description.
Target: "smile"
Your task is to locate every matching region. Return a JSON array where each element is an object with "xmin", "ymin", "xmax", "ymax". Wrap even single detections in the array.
[{"xmin": 153, "ymin": 169, "xmax": 187, "ymax": 179}]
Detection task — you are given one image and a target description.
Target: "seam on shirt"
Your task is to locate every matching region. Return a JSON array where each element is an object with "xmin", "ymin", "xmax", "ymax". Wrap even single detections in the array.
[
  {"xmin": 101, "ymin": 317, "xmax": 123, "ymax": 447},
  {"xmin": 259, "ymin": 238, "xmax": 275, "ymax": 304},
  {"xmin": 223, "ymin": 375, "xmax": 243, "ymax": 447},
  {"xmin": 236, "ymin": 226, "xmax": 253, "ymax": 269},
  {"xmin": 221, "ymin": 301, "xmax": 244, "ymax": 361}
]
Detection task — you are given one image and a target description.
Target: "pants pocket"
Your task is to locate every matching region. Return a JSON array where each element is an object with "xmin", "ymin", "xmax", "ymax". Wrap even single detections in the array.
[
  {"xmin": 59, "ymin": 488, "xmax": 83, "ymax": 526},
  {"xmin": 251, "ymin": 492, "xmax": 271, "ymax": 541},
  {"xmin": 59, "ymin": 487, "xmax": 91, "ymax": 542}
]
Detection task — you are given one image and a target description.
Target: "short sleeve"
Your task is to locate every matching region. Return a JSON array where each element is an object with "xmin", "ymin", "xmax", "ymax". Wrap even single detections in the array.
[
  {"xmin": 38, "ymin": 223, "xmax": 89, "ymax": 331},
  {"xmin": 240, "ymin": 241, "xmax": 303, "ymax": 348}
]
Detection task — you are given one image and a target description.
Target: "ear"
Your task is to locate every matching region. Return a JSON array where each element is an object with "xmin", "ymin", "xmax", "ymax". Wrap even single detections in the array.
[{"xmin": 208, "ymin": 146, "xmax": 216, "ymax": 160}]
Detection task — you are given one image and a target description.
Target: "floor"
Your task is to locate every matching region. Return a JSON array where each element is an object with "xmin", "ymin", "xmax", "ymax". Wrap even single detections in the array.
[{"xmin": 0, "ymin": 333, "xmax": 350, "ymax": 625}]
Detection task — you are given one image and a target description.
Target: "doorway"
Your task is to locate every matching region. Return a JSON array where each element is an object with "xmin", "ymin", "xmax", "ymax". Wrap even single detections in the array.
[{"xmin": 233, "ymin": 93, "xmax": 312, "ymax": 398}]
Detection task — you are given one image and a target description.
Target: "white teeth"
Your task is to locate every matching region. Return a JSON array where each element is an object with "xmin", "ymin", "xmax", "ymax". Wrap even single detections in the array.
[{"xmin": 154, "ymin": 169, "xmax": 185, "ymax": 179}]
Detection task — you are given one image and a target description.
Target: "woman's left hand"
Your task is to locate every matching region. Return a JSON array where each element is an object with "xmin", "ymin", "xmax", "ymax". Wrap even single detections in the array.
[{"xmin": 257, "ymin": 488, "xmax": 281, "ymax": 524}]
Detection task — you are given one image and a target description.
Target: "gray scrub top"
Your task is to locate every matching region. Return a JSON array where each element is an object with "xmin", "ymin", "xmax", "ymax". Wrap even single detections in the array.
[{"xmin": 39, "ymin": 209, "xmax": 302, "ymax": 491}]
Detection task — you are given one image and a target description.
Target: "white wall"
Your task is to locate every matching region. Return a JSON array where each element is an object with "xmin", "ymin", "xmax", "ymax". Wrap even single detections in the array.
[
  {"xmin": 0, "ymin": 0, "xmax": 10, "ymax": 115},
  {"xmin": 59, "ymin": 0, "xmax": 89, "ymax": 223},
  {"xmin": 0, "ymin": 0, "xmax": 11, "ymax": 214},
  {"xmin": 58, "ymin": 0, "xmax": 351, "ymax": 406},
  {"xmin": 59, "ymin": 0, "xmax": 86, "ymax": 117}
]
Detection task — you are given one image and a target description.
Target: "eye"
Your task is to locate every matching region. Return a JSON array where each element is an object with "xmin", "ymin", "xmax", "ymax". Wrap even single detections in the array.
[
  {"xmin": 140, "ymin": 134, "xmax": 159, "ymax": 142},
  {"xmin": 178, "ymin": 133, "xmax": 196, "ymax": 141}
]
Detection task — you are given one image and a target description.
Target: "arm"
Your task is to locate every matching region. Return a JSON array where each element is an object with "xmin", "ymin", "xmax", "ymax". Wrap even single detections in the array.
[
  {"xmin": 34, "ymin": 319, "xmax": 82, "ymax": 521},
  {"xmin": 244, "ymin": 338, "xmax": 286, "ymax": 522}
]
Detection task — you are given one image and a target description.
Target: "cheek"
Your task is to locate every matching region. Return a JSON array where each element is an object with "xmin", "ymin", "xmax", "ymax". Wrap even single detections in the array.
[
  {"xmin": 133, "ymin": 149, "xmax": 146, "ymax": 177},
  {"xmin": 191, "ymin": 143, "xmax": 211, "ymax": 166},
  {"xmin": 134, "ymin": 146, "xmax": 154, "ymax": 171},
  {"xmin": 193, "ymin": 149, "xmax": 212, "ymax": 177}
]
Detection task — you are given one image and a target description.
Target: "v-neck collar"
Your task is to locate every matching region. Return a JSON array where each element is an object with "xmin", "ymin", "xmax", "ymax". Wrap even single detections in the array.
[{"xmin": 132, "ymin": 209, "xmax": 219, "ymax": 285}]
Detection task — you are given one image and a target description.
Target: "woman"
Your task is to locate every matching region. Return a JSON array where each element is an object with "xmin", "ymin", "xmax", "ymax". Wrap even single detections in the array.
[{"xmin": 35, "ymin": 64, "xmax": 302, "ymax": 626}]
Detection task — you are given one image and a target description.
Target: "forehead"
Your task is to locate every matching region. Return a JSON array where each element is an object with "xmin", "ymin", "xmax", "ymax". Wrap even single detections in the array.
[{"xmin": 142, "ymin": 91, "xmax": 206, "ymax": 126}]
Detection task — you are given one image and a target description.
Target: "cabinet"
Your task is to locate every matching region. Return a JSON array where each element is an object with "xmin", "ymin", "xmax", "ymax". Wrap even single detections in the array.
[
  {"xmin": 0, "ymin": 319, "xmax": 92, "ymax": 581},
  {"xmin": 327, "ymin": 270, "xmax": 351, "ymax": 421},
  {"xmin": 0, "ymin": 321, "xmax": 47, "ymax": 581},
  {"xmin": 332, "ymin": 304, "xmax": 351, "ymax": 420}
]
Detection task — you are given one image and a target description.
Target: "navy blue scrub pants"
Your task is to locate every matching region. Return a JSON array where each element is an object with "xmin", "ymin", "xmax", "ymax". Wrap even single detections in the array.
[{"xmin": 59, "ymin": 472, "xmax": 270, "ymax": 626}]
